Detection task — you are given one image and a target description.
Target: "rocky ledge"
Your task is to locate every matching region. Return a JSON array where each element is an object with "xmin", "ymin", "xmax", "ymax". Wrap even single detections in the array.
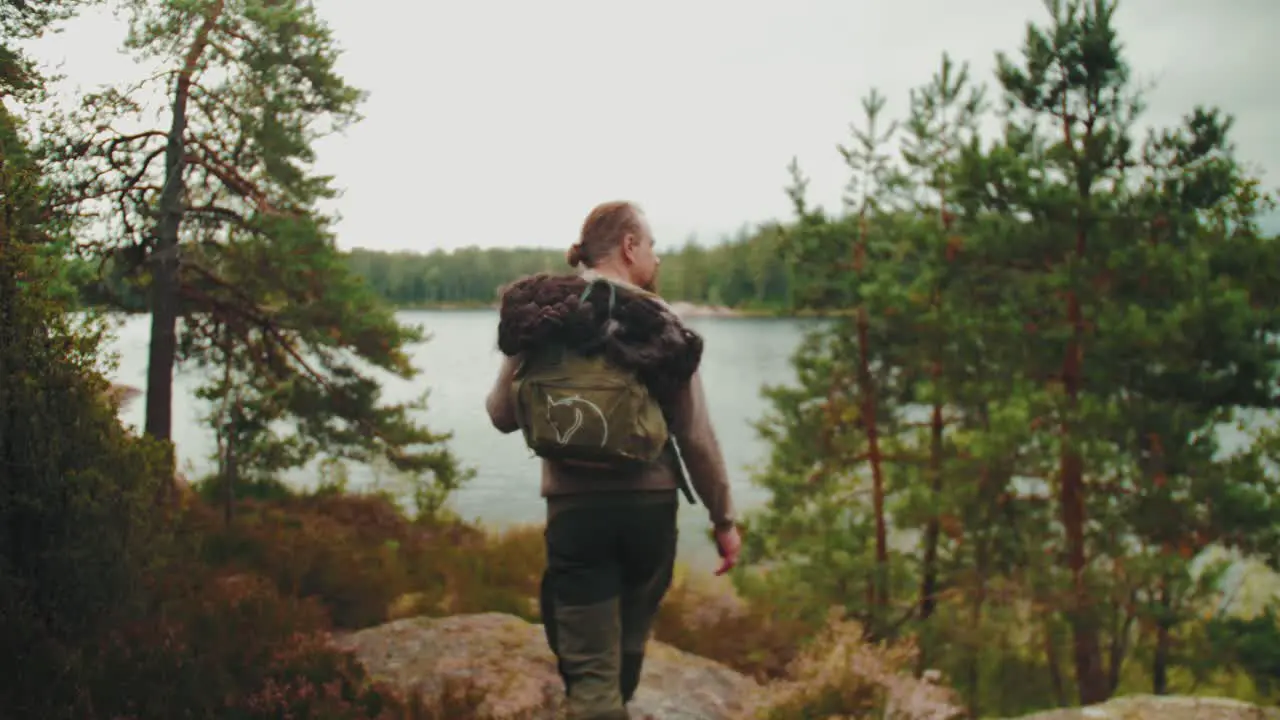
[
  {"xmin": 332, "ymin": 613, "xmax": 1277, "ymax": 720},
  {"xmin": 1011, "ymin": 694, "xmax": 1279, "ymax": 720},
  {"xmin": 332, "ymin": 612, "xmax": 759, "ymax": 720}
]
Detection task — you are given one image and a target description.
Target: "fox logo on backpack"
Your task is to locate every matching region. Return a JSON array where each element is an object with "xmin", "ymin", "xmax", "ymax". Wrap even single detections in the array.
[{"xmin": 546, "ymin": 393, "xmax": 607, "ymax": 446}]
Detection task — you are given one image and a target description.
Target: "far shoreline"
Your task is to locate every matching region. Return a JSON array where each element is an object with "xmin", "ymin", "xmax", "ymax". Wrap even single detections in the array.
[
  {"xmin": 392, "ymin": 301, "xmax": 848, "ymax": 320},
  {"xmin": 78, "ymin": 301, "xmax": 851, "ymax": 320}
]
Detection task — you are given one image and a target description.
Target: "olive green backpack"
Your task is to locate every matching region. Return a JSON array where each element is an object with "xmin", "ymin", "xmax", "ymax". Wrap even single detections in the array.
[{"xmin": 509, "ymin": 280, "xmax": 671, "ymax": 470}]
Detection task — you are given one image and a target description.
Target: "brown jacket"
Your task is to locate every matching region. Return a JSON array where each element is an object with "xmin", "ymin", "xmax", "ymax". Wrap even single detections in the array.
[{"xmin": 484, "ymin": 274, "xmax": 737, "ymax": 530}]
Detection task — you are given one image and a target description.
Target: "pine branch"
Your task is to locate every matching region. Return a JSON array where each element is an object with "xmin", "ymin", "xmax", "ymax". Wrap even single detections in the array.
[{"xmin": 181, "ymin": 260, "xmax": 422, "ymax": 466}]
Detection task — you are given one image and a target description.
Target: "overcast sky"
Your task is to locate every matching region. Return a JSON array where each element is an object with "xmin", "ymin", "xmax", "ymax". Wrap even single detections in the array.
[{"xmin": 25, "ymin": 0, "xmax": 1280, "ymax": 252}]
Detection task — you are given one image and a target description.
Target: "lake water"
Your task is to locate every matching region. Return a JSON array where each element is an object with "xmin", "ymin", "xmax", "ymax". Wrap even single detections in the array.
[
  {"xmin": 98, "ymin": 311, "xmax": 1279, "ymax": 587},
  {"xmin": 102, "ymin": 310, "xmax": 821, "ymax": 570}
]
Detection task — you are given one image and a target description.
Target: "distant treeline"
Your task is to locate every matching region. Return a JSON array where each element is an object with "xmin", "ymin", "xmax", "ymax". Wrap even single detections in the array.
[
  {"xmin": 69, "ymin": 223, "xmax": 799, "ymax": 313},
  {"xmin": 343, "ymin": 224, "xmax": 796, "ymax": 310}
]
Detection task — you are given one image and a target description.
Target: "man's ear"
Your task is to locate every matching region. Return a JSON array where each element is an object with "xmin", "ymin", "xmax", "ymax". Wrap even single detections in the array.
[{"xmin": 619, "ymin": 233, "xmax": 637, "ymax": 263}]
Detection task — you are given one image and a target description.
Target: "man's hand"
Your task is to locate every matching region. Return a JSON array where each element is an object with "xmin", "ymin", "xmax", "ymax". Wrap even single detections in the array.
[{"xmin": 713, "ymin": 524, "xmax": 741, "ymax": 576}]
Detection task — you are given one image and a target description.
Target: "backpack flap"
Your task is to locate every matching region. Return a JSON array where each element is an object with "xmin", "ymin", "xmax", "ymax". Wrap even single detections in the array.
[{"xmin": 512, "ymin": 349, "xmax": 669, "ymax": 469}]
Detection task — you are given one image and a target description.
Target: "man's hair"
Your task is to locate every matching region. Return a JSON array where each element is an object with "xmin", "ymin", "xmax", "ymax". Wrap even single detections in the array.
[{"xmin": 567, "ymin": 201, "xmax": 644, "ymax": 268}]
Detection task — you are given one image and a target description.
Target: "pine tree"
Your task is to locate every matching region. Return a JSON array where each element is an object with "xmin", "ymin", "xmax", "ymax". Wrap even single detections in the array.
[
  {"xmin": 741, "ymin": 0, "xmax": 1280, "ymax": 713},
  {"xmin": 748, "ymin": 93, "xmax": 921, "ymax": 637},
  {"xmin": 956, "ymin": 0, "xmax": 1280, "ymax": 704},
  {"xmin": 896, "ymin": 51, "xmax": 986, "ymax": 625},
  {"xmin": 985, "ymin": 0, "xmax": 1142, "ymax": 701},
  {"xmin": 42, "ymin": 0, "xmax": 465, "ymax": 499},
  {"xmin": 1114, "ymin": 107, "xmax": 1280, "ymax": 694}
]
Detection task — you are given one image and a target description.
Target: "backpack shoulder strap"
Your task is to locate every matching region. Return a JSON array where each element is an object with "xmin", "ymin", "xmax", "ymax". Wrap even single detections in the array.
[{"xmin": 579, "ymin": 277, "xmax": 618, "ymax": 316}]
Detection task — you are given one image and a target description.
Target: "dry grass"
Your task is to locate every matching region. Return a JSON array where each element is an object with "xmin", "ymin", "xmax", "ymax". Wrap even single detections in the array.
[
  {"xmin": 739, "ymin": 608, "xmax": 966, "ymax": 720},
  {"xmin": 651, "ymin": 571, "xmax": 966, "ymax": 719},
  {"xmin": 652, "ymin": 568, "xmax": 809, "ymax": 682},
  {"xmin": 192, "ymin": 493, "xmax": 545, "ymax": 630}
]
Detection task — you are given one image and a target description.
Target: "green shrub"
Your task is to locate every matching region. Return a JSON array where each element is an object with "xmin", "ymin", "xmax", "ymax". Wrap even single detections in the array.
[{"xmin": 0, "ymin": 148, "xmax": 171, "ymax": 718}]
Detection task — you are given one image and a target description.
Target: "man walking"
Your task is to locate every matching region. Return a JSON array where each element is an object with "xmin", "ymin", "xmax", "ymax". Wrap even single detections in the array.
[{"xmin": 485, "ymin": 200, "xmax": 741, "ymax": 719}]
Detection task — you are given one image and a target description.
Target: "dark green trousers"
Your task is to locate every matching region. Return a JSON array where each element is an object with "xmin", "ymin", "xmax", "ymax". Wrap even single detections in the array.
[{"xmin": 540, "ymin": 490, "xmax": 678, "ymax": 720}]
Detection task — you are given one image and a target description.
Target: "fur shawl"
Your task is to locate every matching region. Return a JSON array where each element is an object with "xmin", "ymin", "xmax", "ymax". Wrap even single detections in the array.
[{"xmin": 495, "ymin": 272, "xmax": 703, "ymax": 402}]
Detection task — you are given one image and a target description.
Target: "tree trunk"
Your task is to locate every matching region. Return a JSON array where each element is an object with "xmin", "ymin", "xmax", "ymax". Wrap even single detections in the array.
[
  {"xmin": 853, "ymin": 213, "xmax": 889, "ymax": 620},
  {"xmin": 1056, "ymin": 87, "xmax": 1108, "ymax": 706},
  {"xmin": 1062, "ymin": 290, "xmax": 1107, "ymax": 705},
  {"xmin": 1153, "ymin": 579, "xmax": 1172, "ymax": 695},
  {"xmin": 857, "ymin": 307, "xmax": 889, "ymax": 611},
  {"xmin": 1106, "ymin": 593, "xmax": 1136, "ymax": 695},
  {"xmin": 143, "ymin": 0, "xmax": 225, "ymax": 492},
  {"xmin": 223, "ymin": 426, "xmax": 236, "ymax": 527},
  {"xmin": 965, "ymin": 531, "xmax": 989, "ymax": 718},
  {"xmin": 1043, "ymin": 619, "xmax": 1068, "ymax": 708},
  {"xmin": 1153, "ymin": 622, "xmax": 1171, "ymax": 695},
  {"xmin": 920, "ymin": 398, "xmax": 944, "ymax": 621},
  {"xmin": 219, "ymin": 341, "xmax": 237, "ymax": 527},
  {"xmin": 921, "ymin": 184, "xmax": 953, "ymax": 627},
  {"xmin": 916, "ymin": 396, "xmax": 944, "ymax": 674}
]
